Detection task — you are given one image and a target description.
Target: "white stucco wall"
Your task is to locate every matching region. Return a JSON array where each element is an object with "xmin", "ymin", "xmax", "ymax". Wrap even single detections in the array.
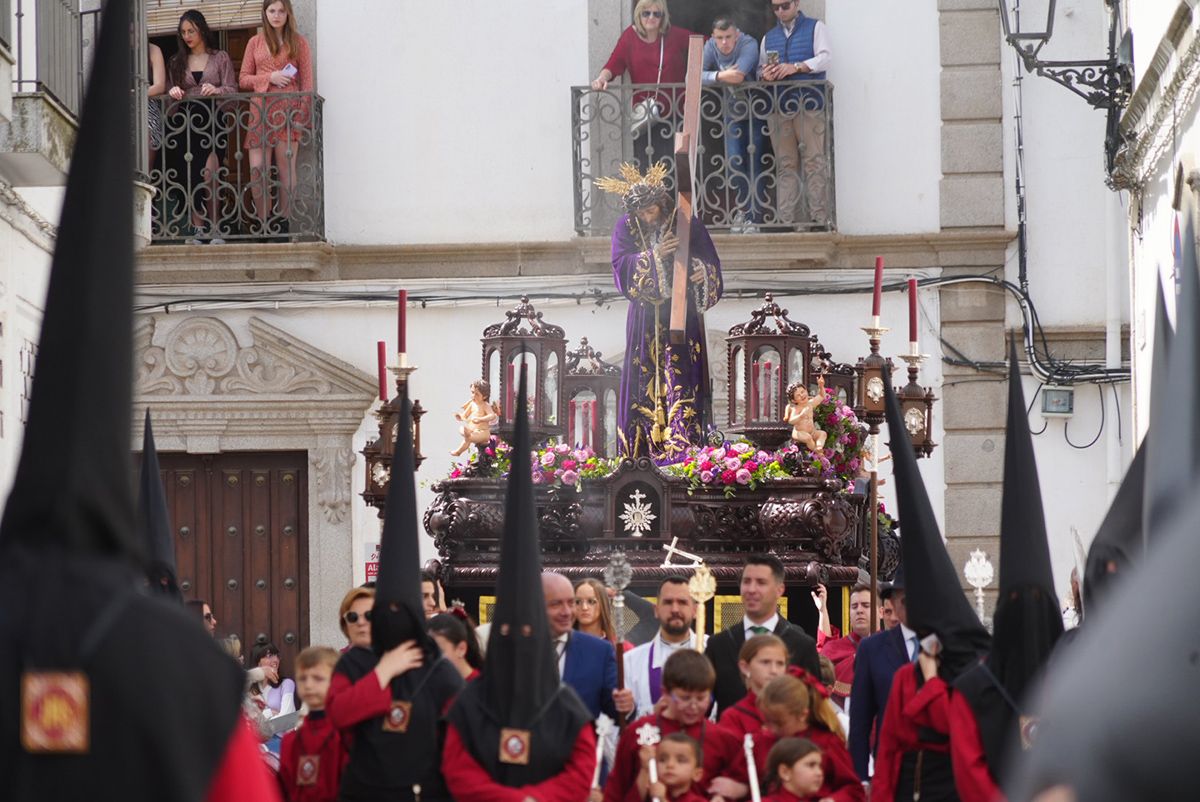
[{"xmin": 318, "ymin": 0, "xmax": 589, "ymax": 245}]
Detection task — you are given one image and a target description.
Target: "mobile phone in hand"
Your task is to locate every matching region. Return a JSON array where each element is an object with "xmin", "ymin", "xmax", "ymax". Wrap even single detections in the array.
[
  {"xmin": 920, "ymin": 633, "xmax": 942, "ymax": 656},
  {"xmin": 281, "ymin": 63, "xmax": 298, "ymax": 78},
  {"xmin": 766, "ymin": 50, "xmax": 780, "ymax": 66}
]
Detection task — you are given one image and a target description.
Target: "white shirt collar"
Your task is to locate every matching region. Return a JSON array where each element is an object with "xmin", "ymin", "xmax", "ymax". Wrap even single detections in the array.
[
  {"xmin": 555, "ymin": 632, "xmax": 570, "ymax": 645},
  {"xmin": 743, "ymin": 612, "xmax": 780, "ymax": 634},
  {"xmin": 899, "ymin": 623, "xmax": 918, "ymax": 652}
]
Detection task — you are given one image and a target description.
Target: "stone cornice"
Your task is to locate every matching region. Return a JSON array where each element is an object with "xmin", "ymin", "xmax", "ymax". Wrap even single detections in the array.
[{"xmin": 136, "ymin": 229, "xmax": 1015, "ymax": 285}]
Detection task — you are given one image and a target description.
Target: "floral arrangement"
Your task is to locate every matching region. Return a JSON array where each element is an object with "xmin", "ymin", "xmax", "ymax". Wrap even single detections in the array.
[
  {"xmin": 531, "ymin": 441, "xmax": 617, "ymax": 491},
  {"xmin": 662, "ymin": 440, "xmax": 790, "ymax": 498},
  {"xmin": 447, "ymin": 437, "xmax": 615, "ymax": 490},
  {"xmin": 775, "ymin": 391, "xmax": 867, "ymax": 492}
]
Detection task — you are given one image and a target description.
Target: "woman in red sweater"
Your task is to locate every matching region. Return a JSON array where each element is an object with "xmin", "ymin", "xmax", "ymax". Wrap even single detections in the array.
[
  {"xmin": 239, "ymin": 0, "xmax": 313, "ymax": 235},
  {"xmin": 590, "ymin": 0, "xmax": 697, "ymax": 170}
]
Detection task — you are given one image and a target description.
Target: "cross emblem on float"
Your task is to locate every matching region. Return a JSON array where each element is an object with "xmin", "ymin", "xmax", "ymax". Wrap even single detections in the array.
[{"xmin": 661, "ymin": 536, "xmax": 703, "ymax": 568}]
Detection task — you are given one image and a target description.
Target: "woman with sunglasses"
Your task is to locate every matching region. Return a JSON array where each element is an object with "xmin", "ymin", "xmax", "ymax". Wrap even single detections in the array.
[
  {"xmin": 337, "ymin": 586, "xmax": 375, "ymax": 651},
  {"xmin": 591, "ymin": 0, "xmax": 697, "ymax": 171}
]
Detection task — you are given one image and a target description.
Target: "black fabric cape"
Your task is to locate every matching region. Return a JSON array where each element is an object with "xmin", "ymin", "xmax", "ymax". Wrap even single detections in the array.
[{"xmin": 335, "ymin": 646, "xmax": 461, "ymax": 801}]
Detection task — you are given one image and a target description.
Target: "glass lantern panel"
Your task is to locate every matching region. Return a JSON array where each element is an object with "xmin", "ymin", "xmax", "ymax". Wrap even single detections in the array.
[
  {"xmin": 788, "ymin": 346, "xmax": 806, "ymax": 387},
  {"xmin": 487, "ymin": 349, "xmax": 500, "ymax": 415},
  {"xmin": 544, "ymin": 350, "xmax": 559, "ymax": 426},
  {"xmin": 604, "ymin": 388, "xmax": 618, "ymax": 457},
  {"xmin": 506, "ymin": 350, "xmax": 537, "ymax": 420},
  {"xmin": 569, "ymin": 389, "xmax": 598, "ymax": 449},
  {"xmin": 732, "ymin": 346, "xmax": 745, "ymax": 425},
  {"xmin": 751, "ymin": 346, "xmax": 783, "ymax": 423}
]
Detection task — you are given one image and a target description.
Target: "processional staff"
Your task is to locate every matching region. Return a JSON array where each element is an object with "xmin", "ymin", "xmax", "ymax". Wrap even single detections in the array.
[
  {"xmin": 688, "ymin": 563, "xmax": 716, "ymax": 651},
  {"xmin": 604, "ymin": 550, "xmax": 634, "ymax": 727}
]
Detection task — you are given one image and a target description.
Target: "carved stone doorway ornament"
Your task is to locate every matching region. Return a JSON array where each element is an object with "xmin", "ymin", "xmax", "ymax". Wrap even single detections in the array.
[{"xmin": 133, "ymin": 314, "xmax": 378, "ymax": 647}]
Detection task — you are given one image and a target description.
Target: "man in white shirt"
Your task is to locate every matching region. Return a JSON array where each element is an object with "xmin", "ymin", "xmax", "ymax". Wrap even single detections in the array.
[{"xmin": 613, "ymin": 575, "xmax": 697, "ymax": 720}]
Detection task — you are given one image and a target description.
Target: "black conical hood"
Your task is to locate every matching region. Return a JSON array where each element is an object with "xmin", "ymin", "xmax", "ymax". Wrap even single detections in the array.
[
  {"xmin": 1008, "ymin": 489, "xmax": 1200, "ymax": 801},
  {"xmin": 0, "ymin": 0, "xmax": 135, "ymax": 557},
  {"xmin": 999, "ymin": 343, "xmax": 1055, "ymax": 597},
  {"xmin": 1082, "ymin": 441, "xmax": 1146, "ymax": 614},
  {"xmin": 138, "ymin": 411, "xmax": 179, "ymax": 601},
  {"xmin": 883, "ymin": 371, "xmax": 989, "ymax": 679},
  {"xmin": 1144, "ymin": 216, "xmax": 1198, "ymax": 540},
  {"xmin": 371, "ymin": 394, "xmax": 432, "ymax": 655},
  {"xmin": 482, "ymin": 367, "xmax": 559, "ymax": 723}
]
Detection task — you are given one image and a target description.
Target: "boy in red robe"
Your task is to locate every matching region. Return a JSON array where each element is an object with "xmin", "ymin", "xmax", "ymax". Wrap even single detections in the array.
[
  {"xmin": 280, "ymin": 647, "xmax": 346, "ymax": 802},
  {"xmin": 607, "ymin": 650, "xmax": 748, "ymax": 802},
  {"xmin": 646, "ymin": 733, "xmax": 709, "ymax": 802}
]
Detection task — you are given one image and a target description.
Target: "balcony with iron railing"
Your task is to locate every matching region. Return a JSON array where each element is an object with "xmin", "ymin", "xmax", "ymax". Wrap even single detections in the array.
[
  {"xmin": 572, "ymin": 80, "xmax": 835, "ymax": 237},
  {"xmin": 0, "ymin": 0, "xmax": 79, "ymax": 184},
  {"xmin": 146, "ymin": 91, "xmax": 324, "ymax": 244}
]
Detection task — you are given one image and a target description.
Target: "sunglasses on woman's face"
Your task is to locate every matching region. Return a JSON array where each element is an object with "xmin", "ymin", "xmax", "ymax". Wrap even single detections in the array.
[
  {"xmin": 641, "ymin": 10, "xmax": 664, "ymax": 19},
  {"xmin": 343, "ymin": 610, "xmax": 372, "ymax": 624}
]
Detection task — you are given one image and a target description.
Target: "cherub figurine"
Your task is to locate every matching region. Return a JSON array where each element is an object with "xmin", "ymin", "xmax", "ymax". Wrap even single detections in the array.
[
  {"xmin": 450, "ymin": 380, "xmax": 498, "ymax": 457},
  {"xmin": 784, "ymin": 375, "xmax": 828, "ymax": 452}
]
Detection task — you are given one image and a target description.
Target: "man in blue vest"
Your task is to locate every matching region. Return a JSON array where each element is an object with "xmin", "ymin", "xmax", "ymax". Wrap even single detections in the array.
[{"xmin": 759, "ymin": 0, "xmax": 832, "ymax": 227}]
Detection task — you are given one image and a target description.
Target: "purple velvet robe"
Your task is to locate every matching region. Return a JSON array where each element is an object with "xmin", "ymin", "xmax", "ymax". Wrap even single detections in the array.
[{"xmin": 611, "ymin": 213, "xmax": 722, "ymax": 462}]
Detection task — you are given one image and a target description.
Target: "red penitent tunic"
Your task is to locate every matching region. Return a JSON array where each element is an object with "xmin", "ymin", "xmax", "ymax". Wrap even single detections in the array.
[
  {"xmin": 605, "ymin": 713, "xmax": 748, "ymax": 802},
  {"xmin": 324, "ymin": 668, "xmax": 391, "ymax": 751},
  {"xmin": 666, "ymin": 788, "xmax": 711, "ymax": 802},
  {"xmin": 946, "ymin": 691, "xmax": 1004, "ymax": 802},
  {"xmin": 204, "ymin": 718, "xmax": 284, "ymax": 802},
  {"xmin": 793, "ymin": 727, "xmax": 866, "ymax": 802},
  {"xmin": 762, "ymin": 788, "xmax": 822, "ymax": 802},
  {"xmin": 441, "ymin": 721, "xmax": 596, "ymax": 802},
  {"xmin": 818, "ymin": 630, "xmax": 862, "ymax": 702},
  {"xmin": 279, "ymin": 713, "xmax": 347, "ymax": 802},
  {"xmin": 870, "ymin": 663, "xmax": 952, "ymax": 802},
  {"xmin": 717, "ymin": 691, "xmax": 778, "ymax": 780}
]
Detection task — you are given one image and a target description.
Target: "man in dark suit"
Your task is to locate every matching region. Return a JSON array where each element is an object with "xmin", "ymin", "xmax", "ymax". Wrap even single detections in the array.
[
  {"xmin": 543, "ymin": 571, "xmax": 618, "ymax": 720},
  {"xmin": 704, "ymin": 554, "xmax": 821, "ymax": 715},
  {"xmin": 848, "ymin": 570, "xmax": 920, "ymax": 779}
]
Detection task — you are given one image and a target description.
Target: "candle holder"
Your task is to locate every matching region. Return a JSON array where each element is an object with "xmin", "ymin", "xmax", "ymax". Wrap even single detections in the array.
[
  {"xmin": 853, "ymin": 324, "xmax": 893, "ymax": 433},
  {"xmin": 896, "ymin": 352, "xmax": 936, "ymax": 459},
  {"xmin": 361, "ymin": 363, "xmax": 426, "ymax": 517}
]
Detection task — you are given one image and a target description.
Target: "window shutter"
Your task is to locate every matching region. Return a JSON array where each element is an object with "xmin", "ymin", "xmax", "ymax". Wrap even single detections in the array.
[{"xmin": 148, "ymin": 1, "xmax": 262, "ymax": 37}]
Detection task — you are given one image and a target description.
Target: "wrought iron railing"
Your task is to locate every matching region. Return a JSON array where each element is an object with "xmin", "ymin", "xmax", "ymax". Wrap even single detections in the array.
[
  {"xmin": 147, "ymin": 91, "xmax": 325, "ymax": 243},
  {"xmin": 572, "ymin": 80, "xmax": 835, "ymax": 236},
  {"xmin": 12, "ymin": 0, "xmax": 81, "ymax": 117}
]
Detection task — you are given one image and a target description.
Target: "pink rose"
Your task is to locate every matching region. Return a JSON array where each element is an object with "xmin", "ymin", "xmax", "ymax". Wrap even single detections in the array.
[
  {"xmin": 710, "ymin": 447, "xmax": 726, "ymax": 461},
  {"xmin": 561, "ymin": 470, "xmax": 579, "ymax": 485},
  {"xmin": 555, "ymin": 443, "xmax": 570, "ymax": 454},
  {"xmin": 721, "ymin": 469, "xmax": 737, "ymax": 485},
  {"xmin": 699, "ymin": 470, "xmax": 714, "ymax": 484},
  {"xmin": 731, "ymin": 442, "xmax": 751, "ymax": 454},
  {"xmin": 532, "ymin": 471, "xmax": 544, "ymax": 484},
  {"xmin": 756, "ymin": 451, "xmax": 771, "ymax": 464},
  {"xmin": 540, "ymin": 452, "xmax": 556, "ymax": 466},
  {"xmin": 724, "ymin": 456, "xmax": 741, "ymax": 471},
  {"xmin": 735, "ymin": 468, "xmax": 751, "ymax": 485}
]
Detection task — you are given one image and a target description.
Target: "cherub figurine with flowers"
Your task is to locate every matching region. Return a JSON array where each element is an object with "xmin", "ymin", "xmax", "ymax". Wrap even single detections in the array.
[{"xmin": 784, "ymin": 374, "xmax": 828, "ymax": 452}]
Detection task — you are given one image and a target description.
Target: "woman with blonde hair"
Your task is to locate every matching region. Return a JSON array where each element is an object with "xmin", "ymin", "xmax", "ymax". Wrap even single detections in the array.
[
  {"xmin": 337, "ymin": 586, "xmax": 374, "ymax": 650},
  {"xmin": 573, "ymin": 577, "xmax": 619, "ymax": 645},
  {"xmin": 239, "ymin": 0, "xmax": 314, "ymax": 237},
  {"xmin": 591, "ymin": 0, "xmax": 696, "ymax": 170}
]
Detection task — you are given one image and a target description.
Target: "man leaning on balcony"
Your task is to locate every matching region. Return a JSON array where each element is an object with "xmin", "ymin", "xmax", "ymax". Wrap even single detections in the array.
[
  {"xmin": 759, "ymin": 0, "xmax": 831, "ymax": 228},
  {"xmin": 703, "ymin": 18, "xmax": 765, "ymax": 234}
]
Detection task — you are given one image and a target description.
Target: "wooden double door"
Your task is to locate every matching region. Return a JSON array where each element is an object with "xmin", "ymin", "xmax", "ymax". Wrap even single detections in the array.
[{"xmin": 158, "ymin": 452, "xmax": 309, "ymax": 671}]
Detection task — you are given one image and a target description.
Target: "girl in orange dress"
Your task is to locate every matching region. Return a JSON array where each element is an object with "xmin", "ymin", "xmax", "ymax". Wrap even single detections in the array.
[{"xmin": 238, "ymin": 0, "xmax": 313, "ymax": 234}]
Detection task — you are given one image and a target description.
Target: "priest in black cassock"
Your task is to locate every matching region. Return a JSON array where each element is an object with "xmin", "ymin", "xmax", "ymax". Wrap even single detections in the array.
[
  {"xmin": 0, "ymin": 1, "xmax": 275, "ymax": 798},
  {"xmin": 442, "ymin": 368, "xmax": 596, "ymax": 801},
  {"xmin": 325, "ymin": 395, "xmax": 463, "ymax": 801}
]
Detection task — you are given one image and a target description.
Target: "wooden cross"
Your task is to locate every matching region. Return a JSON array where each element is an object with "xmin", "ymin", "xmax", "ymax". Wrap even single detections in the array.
[{"xmin": 669, "ymin": 36, "xmax": 705, "ymax": 345}]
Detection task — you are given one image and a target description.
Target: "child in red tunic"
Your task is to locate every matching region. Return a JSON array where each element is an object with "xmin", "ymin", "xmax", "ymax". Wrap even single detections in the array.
[
  {"xmin": 606, "ymin": 650, "xmax": 748, "ymax": 802},
  {"xmin": 645, "ymin": 733, "xmax": 710, "ymax": 802},
  {"xmin": 757, "ymin": 673, "xmax": 865, "ymax": 802},
  {"xmin": 762, "ymin": 737, "xmax": 826, "ymax": 802},
  {"xmin": 718, "ymin": 633, "xmax": 789, "ymax": 765},
  {"xmin": 279, "ymin": 647, "xmax": 347, "ymax": 802}
]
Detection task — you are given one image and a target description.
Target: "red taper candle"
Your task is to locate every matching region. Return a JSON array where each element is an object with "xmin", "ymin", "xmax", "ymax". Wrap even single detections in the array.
[
  {"xmin": 397, "ymin": 289, "xmax": 408, "ymax": 354},
  {"xmin": 908, "ymin": 278, "xmax": 919, "ymax": 343},
  {"xmin": 376, "ymin": 341, "xmax": 387, "ymax": 401},
  {"xmin": 872, "ymin": 256, "xmax": 884, "ymax": 318}
]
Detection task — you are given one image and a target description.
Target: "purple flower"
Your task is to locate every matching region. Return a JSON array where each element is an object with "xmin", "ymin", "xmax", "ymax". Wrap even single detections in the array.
[
  {"xmin": 561, "ymin": 469, "xmax": 579, "ymax": 485},
  {"xmin": 540, "ymin": 452, "xmax": 556, "ymax": 466},
  {"xmin": 736, "ymin": 468, "xmax": 751, "ymax": 485},
  {"xmin": 700, "ymin": 470, "xmax": 714, "ymax": 484},
  {"xmin": 532, "ymin": 471, "xmax": 544, "ymax": 484},
  {"xmin": 756, "ymin": 450, "xmax": 771, "ymax": 464}
]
